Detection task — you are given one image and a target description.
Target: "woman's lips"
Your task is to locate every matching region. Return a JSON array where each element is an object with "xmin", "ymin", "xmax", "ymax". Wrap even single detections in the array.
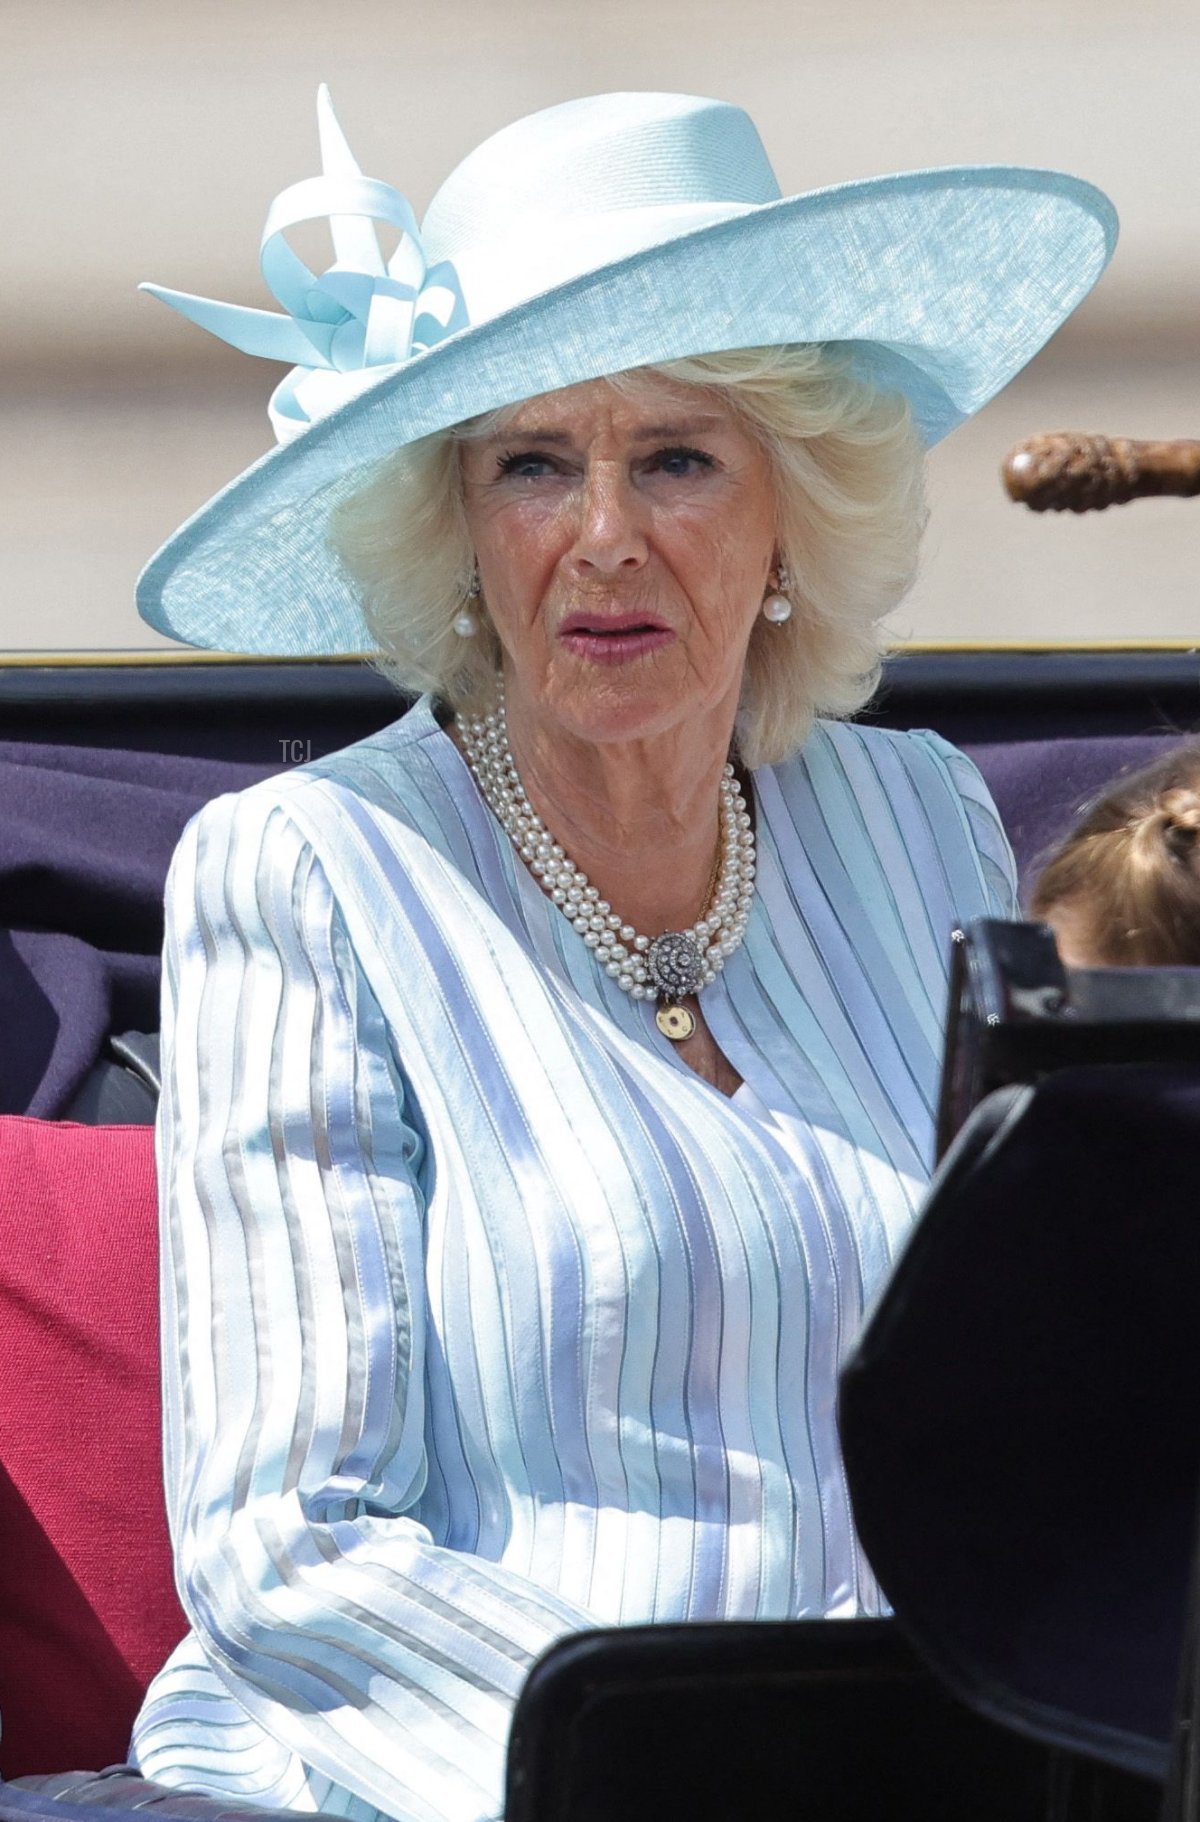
[{"xmin": 558, "ymin": 616, "xmax": 675, "ymax": 665}]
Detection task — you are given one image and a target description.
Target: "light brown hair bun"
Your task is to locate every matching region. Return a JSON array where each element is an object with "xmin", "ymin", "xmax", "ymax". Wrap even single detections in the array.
[
  {"xmin": 1156, "ymin": 787, "xmax": 1200, "ymax": 863},
  {"xmin": 1029, "ymin": 741, "xmax": 1200, "ymax": 966}
]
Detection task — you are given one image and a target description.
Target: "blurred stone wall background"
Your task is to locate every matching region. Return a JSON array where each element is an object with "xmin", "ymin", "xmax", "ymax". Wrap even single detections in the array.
[{"xmin": 2, "ymin": 0, "xmax": 1198, "ymax": 652}]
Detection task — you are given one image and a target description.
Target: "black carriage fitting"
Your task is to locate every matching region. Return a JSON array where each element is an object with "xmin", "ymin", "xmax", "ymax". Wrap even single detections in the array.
[
  {"xmin": 0, "ymin": 659, "xmax": 407, "ymax": 764},
  {"xmin": 63, "ymin": 1032, "xmax": 160, "ymax": 1126},
  {"xmin": 867, "ymin": 649, "xmax": 1200, "ymax": 745},
  {"xmin": 2, "ymin": 649, "xmax": 1199, "ymax": 760},
  {"xmin": 504, "ymin": 1618, "xmax": 1086, "ymax": 1822},
  {"xmin": 840, "ymin": 1060, "xmax": 1200, "ymax": 1808},
  {"xmin": 938, "ymin": 918, "xmax": 1200, "ymax": 1157}
]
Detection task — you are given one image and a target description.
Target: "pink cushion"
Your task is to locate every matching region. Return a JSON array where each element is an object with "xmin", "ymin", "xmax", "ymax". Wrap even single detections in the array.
[{"xmin": 0, "ymin": 1117, "xmax": 186, "ymax": 1777}]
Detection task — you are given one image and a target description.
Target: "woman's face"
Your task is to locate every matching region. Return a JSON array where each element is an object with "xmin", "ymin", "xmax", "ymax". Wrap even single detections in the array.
[{"xmin": 459, "ymin": 371, "xmax": 778, "ymax": 746}]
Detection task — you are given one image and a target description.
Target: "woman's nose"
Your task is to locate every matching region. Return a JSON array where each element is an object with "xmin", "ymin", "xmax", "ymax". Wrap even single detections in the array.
[{"xmin": 570, "ymin": 464, "xmax": 649, "ymax": 574}]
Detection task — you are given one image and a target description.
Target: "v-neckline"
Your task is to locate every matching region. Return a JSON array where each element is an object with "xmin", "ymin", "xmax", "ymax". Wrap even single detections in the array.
[{"xmin": 419, "ymin": 696, "xmax": 774, "ymax": 1111}]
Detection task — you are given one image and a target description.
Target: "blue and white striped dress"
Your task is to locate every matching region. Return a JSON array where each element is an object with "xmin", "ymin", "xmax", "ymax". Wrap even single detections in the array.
[{"xmin": 131, "ymin": 696, "xmax": 1016, "ymax": 1822}]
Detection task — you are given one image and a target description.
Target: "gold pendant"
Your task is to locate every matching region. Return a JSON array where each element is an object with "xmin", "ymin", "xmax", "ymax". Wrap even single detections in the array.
[{"xmin": 655, "ymin": 1001, "xmax": 696, "ymax": 1042}]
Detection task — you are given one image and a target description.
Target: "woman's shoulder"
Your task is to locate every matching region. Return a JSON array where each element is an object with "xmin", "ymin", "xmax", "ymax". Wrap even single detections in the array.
[
  {"xmin": 168, "ymin": 695, "xmax": 480, "ymax": 920},
  {"xmin": 763, "ymin": 716, "xmax": 1016, "ymax": 916},
  {"xmin": 184, "ymin": 694, "xmax": 453, "ymax": 840},
  {"xmin": 276, "ymin": 692, "xmax": 446, "ymax": 800},
  {"xmin": 770, "ymin": 716, "xmax": 987, "ymax": 811}
]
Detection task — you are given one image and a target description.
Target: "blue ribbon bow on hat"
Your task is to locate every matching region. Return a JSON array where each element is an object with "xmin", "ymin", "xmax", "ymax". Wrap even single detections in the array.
[{"xmin": 142, "ymin": 86, "xmax": 468, "ymax": 443}]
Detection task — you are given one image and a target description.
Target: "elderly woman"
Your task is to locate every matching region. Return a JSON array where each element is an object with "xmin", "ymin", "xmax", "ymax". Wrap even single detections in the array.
[{"xmin": 130, "ymin": 89, "xmax": 1114, "ymax": 1822}]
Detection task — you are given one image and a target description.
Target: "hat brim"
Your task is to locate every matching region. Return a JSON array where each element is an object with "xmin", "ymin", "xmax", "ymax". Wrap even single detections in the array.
[{"xmin": 137, "ymin": 164, "xmax": 1117, "ymax": 655}]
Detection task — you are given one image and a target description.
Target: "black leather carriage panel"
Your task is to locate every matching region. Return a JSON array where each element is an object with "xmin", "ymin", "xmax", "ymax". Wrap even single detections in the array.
[{"xmin": 64, "ymin": 1033, "xmax": 161, "ymax": 1126}]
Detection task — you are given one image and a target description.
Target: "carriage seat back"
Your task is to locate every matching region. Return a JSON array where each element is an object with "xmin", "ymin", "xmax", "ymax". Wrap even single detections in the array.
[{"xmin": 0, "ymin": 1117, "xmax": 185, "ymax": 1779}]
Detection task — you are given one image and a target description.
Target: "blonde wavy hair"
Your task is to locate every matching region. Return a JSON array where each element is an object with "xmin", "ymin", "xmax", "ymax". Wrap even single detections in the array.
[{"xmin": 328, "ymin": 344, "xmax": 926, "ymax": 767}]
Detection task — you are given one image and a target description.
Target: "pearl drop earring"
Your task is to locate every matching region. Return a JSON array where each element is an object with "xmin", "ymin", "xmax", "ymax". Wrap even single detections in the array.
[
  {"xmin": 454, "ymin": 565, "xmax": 482, "ymax": 638},
  {"xmin": 761, "ymin": 556, "xmax": 793, "ymax": 625}
]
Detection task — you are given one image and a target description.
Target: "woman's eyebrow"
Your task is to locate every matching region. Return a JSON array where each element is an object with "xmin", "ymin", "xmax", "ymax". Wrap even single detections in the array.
[
  {"xmin": 491, "ymin": 417, "xmax": 726, "ymax": 445},
  {"xmin": 493, "ymin": 428, "xmax": 574, "ymax": 446},
  {"xmin": 630, "ymin": 418, "xmax": 725, "ymax": 440}
]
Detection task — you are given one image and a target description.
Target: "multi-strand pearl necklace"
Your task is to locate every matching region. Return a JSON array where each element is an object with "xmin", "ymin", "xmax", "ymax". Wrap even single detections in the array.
[{"xmin": 458, "ymin": 689, "xmax": 756, "ymax": 1041}]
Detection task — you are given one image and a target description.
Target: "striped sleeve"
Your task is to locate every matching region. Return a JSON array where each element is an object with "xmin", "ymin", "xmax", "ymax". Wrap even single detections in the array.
[
  {"xmin": 154, "ymin": 789, "xmax": 596, "ymax": 1822},
  {"xmin": 908, "ymin": 730, "xmax": 1020, "ymax": 919}
]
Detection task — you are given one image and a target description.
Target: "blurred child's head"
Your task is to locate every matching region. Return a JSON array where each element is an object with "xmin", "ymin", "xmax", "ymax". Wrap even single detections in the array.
[{"xmin": 1030, "ymin": 741, "xmax": 1200, "ymax": 967}]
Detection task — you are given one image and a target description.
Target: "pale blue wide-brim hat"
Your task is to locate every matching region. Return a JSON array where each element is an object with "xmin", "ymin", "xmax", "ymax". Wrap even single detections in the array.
[{"xmin": 138, "ymin": 87, "xmax": 1118, "ymax": 656}]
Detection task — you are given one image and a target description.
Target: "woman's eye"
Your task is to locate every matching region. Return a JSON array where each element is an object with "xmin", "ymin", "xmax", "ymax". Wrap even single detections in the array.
[
  {"xmin": 496, "ymin": 450, "xmax": 560, "ymax": 479},
  {"xmin": 648, "ymin": 446, "xmax": 716, "ymax": 478}
]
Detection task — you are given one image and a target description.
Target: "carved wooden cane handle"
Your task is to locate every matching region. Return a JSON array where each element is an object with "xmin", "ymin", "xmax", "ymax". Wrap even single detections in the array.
[{"xmin": 1003, "ymin": 434, "xmax": 1200, "ymax": 512}]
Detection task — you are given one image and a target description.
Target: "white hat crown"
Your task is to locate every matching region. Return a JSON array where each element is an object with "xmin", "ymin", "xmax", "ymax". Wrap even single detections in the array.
[
  {"xmin": 424, "ymin": 91, "xmax": 781, "ymax": 250},
  {"xmin": 422, "ymin": 92, "xmax": 783, "ymax": 329}
]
